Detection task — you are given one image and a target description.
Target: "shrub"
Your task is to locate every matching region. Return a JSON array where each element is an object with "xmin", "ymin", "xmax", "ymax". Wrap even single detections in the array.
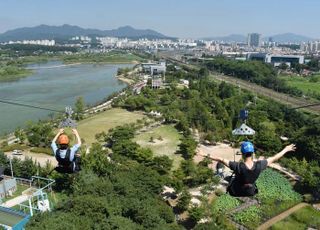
[
  {"xmin": 0, "ymin": 144, "xmax": 28, "ymax": 152},
  {"xmin": 212, "ymin": 194, "xmax": 240, "ymax": 214},
  {"xmin": 233, "ymin": 206, "xmax": 261, "ymax": 229},
  {"xmin": 256, "ymin": 169, "xmax": 301, "ymax": 203}
]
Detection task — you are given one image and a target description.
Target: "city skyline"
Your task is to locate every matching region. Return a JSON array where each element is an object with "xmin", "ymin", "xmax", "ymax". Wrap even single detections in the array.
[{"xmin": 1, "ymin": 0, "xmax": 320, "ymax": 38}]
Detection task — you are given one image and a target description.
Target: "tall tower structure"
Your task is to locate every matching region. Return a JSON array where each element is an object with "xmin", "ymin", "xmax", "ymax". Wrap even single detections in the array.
[{"xmin": 247, "ymin": 33, "xmax": 261, "ymax": 47}]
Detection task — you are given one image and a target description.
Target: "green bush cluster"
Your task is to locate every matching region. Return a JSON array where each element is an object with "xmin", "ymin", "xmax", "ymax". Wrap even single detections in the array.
[
  {"xmin": 256, "ymin": 169, "xmax": 302, "ymax": 203},
  {"xmin": 212, "ymin": 194, "xmax": 241, "ymax": 214},
  {"xmin": 233, "ymin": 206, "xmax": 261, "ymax": 229}
]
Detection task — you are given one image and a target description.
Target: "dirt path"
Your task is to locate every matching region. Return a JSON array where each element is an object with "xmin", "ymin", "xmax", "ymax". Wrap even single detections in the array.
[
  {"xmin": 257, "ymin": 202, "xmax": 308, "ymax": 230},
  {"xmin": 5, "ymin": 151, "xmax": 57, "ymax": 167}
]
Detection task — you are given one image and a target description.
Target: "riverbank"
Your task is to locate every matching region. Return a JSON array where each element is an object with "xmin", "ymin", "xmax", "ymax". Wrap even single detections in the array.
[
  {"xmin": 26, "ymin": 62, "xmax": 83, "ymax": 70},
  {"xmin": 0, "ymin": 67, "xmax": 33, "ymax": 82},
  {"xmin": 117, "ymin": 76, "xmax": 135, "ymax": 84},
  {"xmin": 62, "ymin": 52, "xmax": 143, "ymax": 64}
]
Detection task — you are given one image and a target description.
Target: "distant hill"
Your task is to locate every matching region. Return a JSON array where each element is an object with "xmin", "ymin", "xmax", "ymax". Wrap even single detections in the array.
[
  {"xmin": 202, "ymin": 33, "xmax": 315, "ymax": 43},
  {"xmin": 0, "ymin": 24, "xmax": 171, "ymax": 42},
  {"xmin": 263, "ymin": 33, "xmax": 314, "ymax": 43}
]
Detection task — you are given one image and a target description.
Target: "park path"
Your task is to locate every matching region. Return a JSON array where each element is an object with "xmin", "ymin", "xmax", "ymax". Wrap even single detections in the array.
[
  {"xmin": 2, "ymin": 194, "xmax": 29, "ymax": 208},
  {"xmin": 257, "ymin": 202, "xmax": 308, "ymax": 230}
]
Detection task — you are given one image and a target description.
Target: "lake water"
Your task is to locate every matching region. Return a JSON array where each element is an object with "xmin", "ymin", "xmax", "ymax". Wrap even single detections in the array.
[{"xmin": 0, "ymin": 61, "xmax": 131, "ymax": 134}]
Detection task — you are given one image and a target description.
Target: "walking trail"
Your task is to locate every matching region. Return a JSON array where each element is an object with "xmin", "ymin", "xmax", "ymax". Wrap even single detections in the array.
[{"xmin": 257, "ymin": 202, "xmax": 308, "ymax": 230}]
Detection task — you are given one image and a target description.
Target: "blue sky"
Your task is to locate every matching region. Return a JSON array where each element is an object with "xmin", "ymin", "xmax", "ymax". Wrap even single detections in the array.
[{"xmin": 0, "ymin": 0, "xmax": 319, "ymax": 38}]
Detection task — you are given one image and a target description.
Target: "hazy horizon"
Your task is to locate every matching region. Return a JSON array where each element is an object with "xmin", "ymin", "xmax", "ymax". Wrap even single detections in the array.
[{"xmin": 1, "ymin": 0, "xmax": 319, "ymax": 38}]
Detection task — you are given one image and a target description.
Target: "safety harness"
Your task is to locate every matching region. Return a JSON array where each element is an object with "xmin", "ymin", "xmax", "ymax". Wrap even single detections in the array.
[
  {"xmin": 55, "ymin": 149, "xmax": 74, "ymax": 173},
  {"xmin": 227, "ymin": 161, "xmax": 261, "ymax": 197}
]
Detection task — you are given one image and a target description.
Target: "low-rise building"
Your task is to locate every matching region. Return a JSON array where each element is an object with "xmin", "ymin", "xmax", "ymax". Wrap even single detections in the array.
[
  {"xmin": 247, "ymin": 53, "xmax": 304, "ymax": 67},
  {"xmin": 0, "ymin": 176, "xmax": 17, "ymax": 199},
  {"xmin": 142, "ymin": 61, "xmax": 166, "ymax": 76}
]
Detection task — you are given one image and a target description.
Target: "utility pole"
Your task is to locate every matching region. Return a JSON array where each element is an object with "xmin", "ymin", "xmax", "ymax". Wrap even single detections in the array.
[{"xmin": 9, "ymin": 157, "xmax": 13, "ymax": 178}]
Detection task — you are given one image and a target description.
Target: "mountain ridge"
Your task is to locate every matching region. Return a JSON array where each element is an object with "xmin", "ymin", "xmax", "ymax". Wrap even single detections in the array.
[{"xmin": 0, "ymin": 24, "xmax": 171, "ymax": 42}]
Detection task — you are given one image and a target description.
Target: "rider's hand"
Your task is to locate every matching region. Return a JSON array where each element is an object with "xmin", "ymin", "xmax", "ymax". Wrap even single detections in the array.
[
  {"xmin": 59, "ymin": 128, "xmax": 64, "ymax": 134},
  {"xmin": 284, "ymin": 144, "xmax": 296, "ymax": 153},
  {"xmin": 72, "ymin": 129, "xmax": 77, "ymax": 134}
]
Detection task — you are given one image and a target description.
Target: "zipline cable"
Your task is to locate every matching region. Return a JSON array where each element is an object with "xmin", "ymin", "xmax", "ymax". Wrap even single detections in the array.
[
  {"xmin": 0, "ymin": 99, "xmax": 63, "ymax": 113},
  {"xmin": 0, "ymin": 97, "xmax": 55, "ymax": 105}
]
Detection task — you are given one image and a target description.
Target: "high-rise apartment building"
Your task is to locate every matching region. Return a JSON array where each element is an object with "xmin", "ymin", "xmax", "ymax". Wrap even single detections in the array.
[{"xmin": 247, "ymin": 33, "xmax": 261, "ymax": 47}]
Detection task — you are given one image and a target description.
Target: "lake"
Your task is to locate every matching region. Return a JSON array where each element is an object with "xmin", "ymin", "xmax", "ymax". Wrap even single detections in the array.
[{"xmin": 0, "ymin": 61, "xmax": 131, "ymax": 135}]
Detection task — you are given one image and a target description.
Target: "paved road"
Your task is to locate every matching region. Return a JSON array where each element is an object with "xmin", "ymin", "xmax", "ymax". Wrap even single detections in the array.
[{"xmin": 257, "ymin": 202, "xmax": 308, "ymax": 230}]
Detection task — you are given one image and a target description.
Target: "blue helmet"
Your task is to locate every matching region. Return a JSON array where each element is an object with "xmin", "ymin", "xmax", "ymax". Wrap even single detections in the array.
[{"xmin": 241, "ymin": 141, "xmax": 254, "ymax": 154}]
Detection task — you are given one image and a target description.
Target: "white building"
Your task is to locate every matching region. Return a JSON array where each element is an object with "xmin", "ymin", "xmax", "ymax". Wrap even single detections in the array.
[
  {"xmin": 7, "ymin": 40, "xmax": 55, "ymax": 46},
  {"xmin": 247, "ymin": 53, "xmax": 304, "ymax": 67},
  {"xmin": 142, "ymin": 61, "xmax": 166, "ymax": 76}
]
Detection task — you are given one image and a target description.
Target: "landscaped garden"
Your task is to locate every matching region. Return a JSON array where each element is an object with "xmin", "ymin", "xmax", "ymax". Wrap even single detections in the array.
[{"xmin": 210, "ymin": 169, "xmax": 302, "ymax": 229}]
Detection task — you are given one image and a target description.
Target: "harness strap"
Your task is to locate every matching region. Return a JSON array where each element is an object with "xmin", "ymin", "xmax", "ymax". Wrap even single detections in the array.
[{"xmin": 55, "ymin": 148, "xmax": 72, "ymax": 166}]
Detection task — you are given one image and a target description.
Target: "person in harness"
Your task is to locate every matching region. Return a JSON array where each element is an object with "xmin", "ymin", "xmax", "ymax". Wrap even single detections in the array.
[
  {"xmin": 201, "ymin": 141, "xmax": 296, "ymax": 197},
  {"xmin": 51, "ymin": 128, "xmax": 82, "ymax": 173}
]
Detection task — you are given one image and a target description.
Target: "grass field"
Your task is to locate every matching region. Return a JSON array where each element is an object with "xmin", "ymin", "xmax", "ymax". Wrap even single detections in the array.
[
  {"xmin": 270, "ymin": 206, "xmax": 320, "ymax": 230},
  {"xmin": 77, "ymin": 108, "xmax": 146, "ymax": 145},
  {"xmin": 279, "ymin": 75, "xmax": 320, "ymax": 95},
  {"xmin": 133, "ymin": 125, "xmax": 182, "ymax": 169}
]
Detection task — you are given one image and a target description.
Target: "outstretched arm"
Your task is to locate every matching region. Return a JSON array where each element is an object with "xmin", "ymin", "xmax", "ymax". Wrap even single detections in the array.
[
  {"xmin": 207, "ymin": 155, "xmax": 230, "ymax": 167},
  {"xmin": 72, "ymin": 129, "xmax": 81, "ymax": 146},
  {"xmin": 267, "ymin": 144, "xmax": 296, "ymax": 166},
  {"xmin": 198, "ymin": 148, "xmax": 230, "ymax": 167},
  {"xmin": 52, "ymin": 129, "xmax": 64, "ymax": 143}
]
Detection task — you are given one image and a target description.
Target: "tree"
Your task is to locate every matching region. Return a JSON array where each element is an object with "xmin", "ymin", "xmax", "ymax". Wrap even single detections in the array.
[
  {"xmin": 278, "ymin": 63, "xmax": 288, "ymax": 70},
  {"xmin": 198, "ymin": 67, "xmax": 209, "ymax": 78},
  {"xmin": 25, "ymin": 122, "xmax": 54, "ymax": 147},
  {"xmin": 179, "ymin": 136, "xmax": 197, "ymax": 159},
  {"xmin": 255, "ymin": 121, "xmax": 282, "ymax": 154},
  {"xmin": 82, "ymin": 143, "xmax": 112, "ymax": 176},
  {"xmin": 218, "ymin": 81, "xmax": 235, "ymax": 99},
  {"xmin": 150, "ymin": 156, "xmax": 173, "ymax": 175},
  {"xmin": 176, "ymin": 189, "xmax": 191, "ymax": 212},
  {"xmin": 106, "ymin": 125, "xmax": 136, "ymax": 147},
  {"xmin": 74, "ymin": 97, "xmax": 85, "ymax": 120},
  {"xmin": 189, "ymin": 206, "xmax": 205, "ymax": 223},
  {"xmin": 14, "ymin": 127, "xmax": 26, "ymax": 144}
]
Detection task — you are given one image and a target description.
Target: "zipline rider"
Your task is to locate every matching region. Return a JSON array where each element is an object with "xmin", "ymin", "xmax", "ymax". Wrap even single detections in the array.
[
  {"xmin": 200, "ymin": 142, "xmax": 296, "ymax": 197},
  {"xmin": 51, "ymin": 128, "xmax": 81, "ymax": 173}
]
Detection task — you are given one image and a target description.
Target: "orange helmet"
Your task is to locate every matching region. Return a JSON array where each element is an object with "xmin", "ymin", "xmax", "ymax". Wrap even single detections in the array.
[{"xmin": 58, "ymin": 134, "xmax": 69, "ymax": 145}]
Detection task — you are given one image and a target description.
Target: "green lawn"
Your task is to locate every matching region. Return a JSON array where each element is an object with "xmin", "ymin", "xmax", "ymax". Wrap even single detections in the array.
[
  {"xmin": 270, "ymin": 206, "xmax": 320, "ymax": 230},
  {"xmin": 77, "ymin": 108, "xmax": 146, "ymax": 145},
  {"xmin": 133, "ymin": 125, "xmax": 183, "ymax": 170},
  {"xmin": 279, "ymin": 75, "xmax": 320, "ymax": 95}
]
